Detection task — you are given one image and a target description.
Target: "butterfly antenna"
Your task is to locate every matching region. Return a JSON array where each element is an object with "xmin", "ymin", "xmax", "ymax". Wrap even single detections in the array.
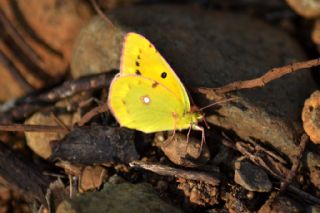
[
  {"xmin": 199, "ymin": 97, "xmax": 238, "ymax": 111},
  {"xmin": 202, "ymin": 116, "xmax": 210, "ymax": 130}
]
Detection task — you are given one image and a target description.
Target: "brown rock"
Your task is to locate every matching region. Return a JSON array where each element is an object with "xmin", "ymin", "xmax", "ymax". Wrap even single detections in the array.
[
  {"xmin": 312, "ymin": 19, "xmax": 320, "ymax": 46},
  {"xmin": 286, "ymin": 0, "xmax": 320, "ymax": 18},
  {"xmin": 177, "ymin": 180, "xmax": 219, "ymax": 206},
  {"xmin": 259, "ymin": 195, "xmax": 302, "ymax": 213},
  {"xmin": 310, "ymin": 167, "xmax": 320, "ymax": 189},
  {"xmin": 302, "ymin": 90, "xmax": 320, "ymax": 144},
  {"xmin": 16, "ymin": 0, "xmax": 93, "ymax": 75},
  {"xmin": 0, "ymin": 0, "xmax": 93, "ymax": 100},
  {"xmin": 79, "ymin": 166, "xmax": 107, "ymax": 192},
  {"xmin": 225, "ymin": 192, "xmax": 250, "ymax": 213},
  {"xmin": 160, "ymin": 133, "xmax": 210, "ymax": 167},
  {"xmin": 25, "ymin": 111, "xmax": 79, "ymax": 159}
]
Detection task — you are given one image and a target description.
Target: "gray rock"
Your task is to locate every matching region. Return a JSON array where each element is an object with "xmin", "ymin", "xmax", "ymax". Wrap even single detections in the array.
[
  {"xmin": 71, "ymin": 5, "xmax": 318, "ymax": 163},
  {"xmin": 234, "ymin": 157, "xmax": 272, "ymax": 192},
  {"xmin": 57, "ymin": 182, "xmax": 182, "ymax": 213}
]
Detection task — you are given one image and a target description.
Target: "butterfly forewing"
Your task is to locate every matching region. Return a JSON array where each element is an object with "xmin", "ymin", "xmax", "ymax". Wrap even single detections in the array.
[{"xmin": 120, "ymin": 33, "xmax": 190, "ymax": 112}]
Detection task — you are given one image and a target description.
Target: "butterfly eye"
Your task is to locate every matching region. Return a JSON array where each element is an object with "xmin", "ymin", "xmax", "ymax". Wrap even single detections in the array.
[{"xmin": 161, "ymin": 72, "xmax": 167, "ymax": 78}]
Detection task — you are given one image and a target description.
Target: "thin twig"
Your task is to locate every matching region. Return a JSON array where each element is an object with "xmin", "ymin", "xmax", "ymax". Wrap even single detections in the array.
[
  {"xmin": 0, "ymin": 124, "xmax": 68, "ymax": 133},
  {"xmin": 221, "ymin": 136, "xmax": 320, "ymax": 204},
  {"xmin": 0, "ymin": 71, "xmax": 115, "ymax": 123},
  {"xmin": 78, "ymin": 102, "xmax": 109, "ymax": 126},
  {"xmin": 90, "ymin": 0, "xmax": 115, "ymax": 28},
  {"xmin": 210, "ymin": 58, "xmax": 320, "ymax": 94},
  {"xmin": 280, "ymin": 134, "xmax": 309, "ymax": 193},
  {"xmin": 50, "ymin": 112, "xmax": 71, "ymax": 132},
  {"xmin": 130, "ymin": 160, "xmax": 220, "ymax": 186},
  {"xmin": 235, "ymin": 141, "xmax": 289, "ymax": 178},
  {"xmin": 287, "ymin": 184, "xmax": 320, "ymax": 204}
]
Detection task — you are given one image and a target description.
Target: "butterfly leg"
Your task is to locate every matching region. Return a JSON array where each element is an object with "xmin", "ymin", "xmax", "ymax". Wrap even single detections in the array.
[
  {"xmin": 184, "ymin": 125, "xmax": 192, "ymax": 154},
  {"xmin": 192, "ymin": 124, "xmax": 206, "ymax": 157},
  {"xmin": 199, "ymin": 126, "xmax": 206, "ymax": 154},
  {"xmin": 169, "ymin": 116, "xmax": 177, "ymax": 142}
]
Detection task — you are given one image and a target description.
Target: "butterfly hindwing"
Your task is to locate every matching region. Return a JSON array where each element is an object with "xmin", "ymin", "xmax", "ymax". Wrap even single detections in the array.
[
  {"xmin": 120, "ymin": 33, "xmax": 190, "ymax": 112},
  {"xmin": 108, "ymin": 75, "xmax": 191, "ymax": 133}
]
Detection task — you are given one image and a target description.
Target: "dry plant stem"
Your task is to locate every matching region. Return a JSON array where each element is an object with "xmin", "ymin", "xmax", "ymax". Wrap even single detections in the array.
[
  {"xmin": 0, "ymin": 142, "xmax": 50, "ymax": 205},
  {"xmin": 287, "ymin": 184, "xmax": 320, "ymax": 204},
  {"xmin": 211, "ymin": 58, "xmax": 320, "ymax": 94},
  {"xmin": 264, "ymin": 134, "xmax": 309, "ymax": 207},
  {"xmin": 0, "ymin": 50, "xmax": 33, "ymax": 92},
  {"xmin": 130, "ymin": 160, "xmax": 220, "ymax": 186},
  {"xmin": 235, "ymin": 141, "xmax": 289, "ymax": 178},
  {"xmin": 221, "ymin": 136, "xmax": 320, "ymax": 204},
  {"xmin": 90, "ymin": 0, "xmax": 115, "ymax": 28},
  {"xmin": 0, "ymin": 124, "xmax": 68, "ymax": 133},
  {"xmin": 239, "ymin": 141, "xmax": 320, "ymax": 204},
  {"xmin": 0, "ymin": 8, "xmax": 43, "ymax": 67},
  {"xmin": 50, "ymin": 112, "xmax": 71, "ymax": 132},
  {"xmin": 0, "ymin": 72, "xmax": 115, "ymax": 123},
  {"xmin": 280, "ymin": 134, "xmax": 308, "ymax": 193},
  {"xmin": 78, "ymin": 102, "xmax": 109, "ymax": 126},
  {"xmin": 34, "ymin": 72, "xmax": 114, "ymax": 102}
]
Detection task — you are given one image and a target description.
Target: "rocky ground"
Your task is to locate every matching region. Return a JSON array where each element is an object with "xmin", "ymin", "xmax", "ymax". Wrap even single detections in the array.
[{"xmin": 0, "ymin": 0, "xmax": 320, "ymax": 212}]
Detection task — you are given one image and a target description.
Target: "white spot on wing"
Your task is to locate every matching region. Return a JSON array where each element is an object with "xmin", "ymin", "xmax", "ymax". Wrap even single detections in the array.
[{"xmin": 141, "ymin": 95, "xmax": 151, "ymax": 105}]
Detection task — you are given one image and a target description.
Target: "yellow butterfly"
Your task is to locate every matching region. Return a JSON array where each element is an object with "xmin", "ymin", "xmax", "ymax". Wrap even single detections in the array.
[{"xmin": 108, "ymin": 32, "xmax": 204, "ymax": 138}]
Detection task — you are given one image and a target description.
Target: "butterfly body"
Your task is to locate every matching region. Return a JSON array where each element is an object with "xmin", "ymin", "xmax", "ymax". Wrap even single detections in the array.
[{"xmin": 108, "ymin": 32, "xmax": 203, "ymax": 133}]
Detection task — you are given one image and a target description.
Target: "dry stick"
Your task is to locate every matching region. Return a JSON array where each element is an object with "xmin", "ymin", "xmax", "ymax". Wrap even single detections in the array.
[
  {"xmin": 280, "ymin": 134, "xmax": 309, "ymax": 193},
  {"xmin": 211, "ymin": 58, "xmax": 320, "ymax": 94},
  {"xmin": 221, "ymin": 136, "xmax": 320, "ymax": 204},
  {"xmin": 50, "ymin": 112, "xmax": 71, "ymax": 132},
  {"xmin": 130, "ymin": 160, "xmax": 220, "ymax": 186},
  {"xmin": 0, "ymin": 71, "xmax": 115, "ymax": 123},
  {"xmin": 78, "ymin": 102, "xmax": 109, "ymax": 126},
  {"xmin": 0, "ymin": 124, "xmax": 68, "ymax": 133},
  {"xmin": 262, "ymin": 134, "xmax": 309, "ymax": 207},
  {"xmin": 0, "ymin": 8, "xmax": 43, "ymax": 68}
]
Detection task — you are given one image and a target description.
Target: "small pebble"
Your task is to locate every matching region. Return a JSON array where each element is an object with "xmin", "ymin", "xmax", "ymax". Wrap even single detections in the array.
[{"xmin": 234, "ymin": 157, "xmax": 272, "ymax": 192}]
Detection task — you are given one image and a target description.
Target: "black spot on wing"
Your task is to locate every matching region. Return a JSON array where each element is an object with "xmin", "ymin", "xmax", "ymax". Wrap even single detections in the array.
[
  {"xmin": 136, "ymin": 61, "xmax": 140, "ymax": 66},
  {"xmin": 137, "ymin": 55, "xmax": 141, "ymax": 59},
  {"xmin": 161, "ymin": 72, "xmax": 167, "ymax": 79},
  {"xmin": 136, "ymin": 70, "xmax": 141, "ymax": 75}
]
